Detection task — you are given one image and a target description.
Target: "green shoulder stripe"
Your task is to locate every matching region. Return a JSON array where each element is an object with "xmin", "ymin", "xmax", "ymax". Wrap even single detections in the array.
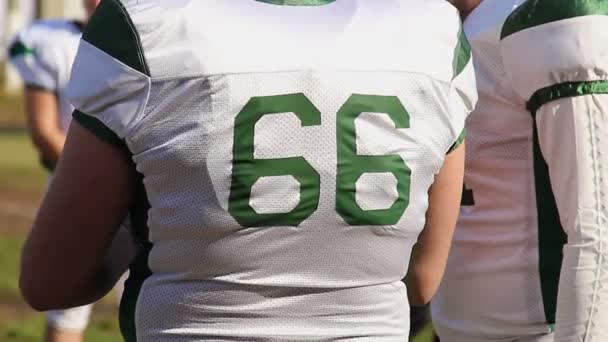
[
  {"xmin": 8, "ymin": 40, "xmax": 34, "ymax": 58},
  {"xmin": 527, "ymin": 80, "xmax": 608, "ymax": 114},
  {"xmin": 453, "ymin": 27, "xmax": 471, "ymax": 79},
  {"xmin": 83, "ymin": 0, "xmax": 150, "ymax": 75},
  {"xmin": 255, "ymin": 0, "xmax": 336, "ymax": 5},
  {"xmin": 447, "ymin": 128, "xmax": 466, "ymax": 154},
  {"xmin": 502, "ymin": 0, "xmax": 608, "ymax": 39}
]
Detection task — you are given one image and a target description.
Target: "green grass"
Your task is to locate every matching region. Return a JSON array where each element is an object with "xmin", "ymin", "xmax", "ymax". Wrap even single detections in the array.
[
  {"xmin": 0, "ymin": 131, "xmax": 46, "ymax": 193},
  {"xmin": 0, "ymin": 236, "xmax": 23, "ymax": 299},
  {"xmin": 0, "ymin": 90, "xmax": 25, "ymax": 128},
  {"xmin": 0, "ymin": 313, "xmax": 123, "ymax": 342}
]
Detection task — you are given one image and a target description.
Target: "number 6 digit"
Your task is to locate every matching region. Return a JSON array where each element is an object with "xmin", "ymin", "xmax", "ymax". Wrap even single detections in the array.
[{"xmin": 336, "ymin": 94, "xmax": 411, "ymax": 225}]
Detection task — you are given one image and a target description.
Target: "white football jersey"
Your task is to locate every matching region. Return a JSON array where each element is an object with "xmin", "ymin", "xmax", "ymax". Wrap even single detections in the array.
[
  {"xmin": 8, "ymin": 19, "xmax": 83, "ymax": 133},
  {"xmin": 432, "ymin": 0, "xmax": 554, "ymax": 340},
  {"xmin": 67, "ymin": 0, "xmax": 476, "ymax": 341},
  {"xmin": 501, "ymin": 1, "xmax": 608, "ymax": 340},
  {"xmin": 433, "ymin": 0, "xmax": 608, "ymax": 341}
]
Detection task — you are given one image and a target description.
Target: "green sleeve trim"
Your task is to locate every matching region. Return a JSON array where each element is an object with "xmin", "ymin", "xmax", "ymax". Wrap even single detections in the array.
[
  {"xmin": 83, "ymin": 0, "xmax": 150, "ymax": 75},
  {"xmin": 8, "ymin": 40, "xmax": 34, "ymax": 58},
  {"xmin": 527, "ymin": 80, "xmax": 608, "ymax": 114},
  {"xmin": 452, "ymin": 27, "xmax": 471, "ymax": 80},
  {"xmin": 447, "ymin": 128, "xmax": 466, "ymax": 154},
  {"xmin": 73, "ymin": 110, "xmax": 128, "ymax": 151},
  {"xmin": 255, "ymin": 0, "xmax": 336, "ymax": 5},
  {"xmin": 502, "ymin": 0, "xmax": 608, "ymax": 39}
]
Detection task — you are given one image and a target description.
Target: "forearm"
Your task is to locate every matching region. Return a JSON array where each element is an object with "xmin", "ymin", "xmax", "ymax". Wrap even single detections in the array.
[
  {"xmin": 23, "ymin": 87, "xmax": 65, "ymax": 168},
  {"xmin": 22, "ymin": 225, "xmax": 133, "ymax": 310},
  {"xmin": 406, "ymin": 242, "xmax": 446, "ymax": 306},
  {"xmin": 29, "ymin": 129, "xmax": 65, "ymax": 168},
  {"xmin": 406, "ymin": 144, "xmax": 465, "ymax": 306}
]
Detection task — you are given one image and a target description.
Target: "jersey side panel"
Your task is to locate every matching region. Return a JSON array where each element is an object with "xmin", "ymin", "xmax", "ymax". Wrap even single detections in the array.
[
  {"xmin": 432, "ymin": 0, "xmax": 557, "ymax": 339},
  {"xmin": 502, "ymin": 5, "xmax": 608, "ymax": 340}
]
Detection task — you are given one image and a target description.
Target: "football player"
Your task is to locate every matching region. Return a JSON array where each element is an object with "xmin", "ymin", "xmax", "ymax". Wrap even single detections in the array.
[
  {"xmin": 20, "ymin": 0, "xmax": 476, "ymax": 340},
  {"xmin": 433, "ymin": 0, "xmax": 608, "ymax": 341},
  {"xmin": 8, "ymin": 1, "xmax": 106, "ymax": 342}
]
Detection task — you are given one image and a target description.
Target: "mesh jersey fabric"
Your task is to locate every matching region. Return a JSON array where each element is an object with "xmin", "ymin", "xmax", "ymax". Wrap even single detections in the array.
[
  {"xmin": 502, "ymin": 3, "xmax": 608, "ymax": 341},
  {"xmin": 8, "ymin": 19, "xmax": 82, "ymax": 133},
  {"xmin": 67, "ymin": 0, "xmax": 476, "ymax": 340},
  {"xmin": 431, "ymin": 0, "xmax": 556, "ymax": 340},
  {"xmin": 434, "ymin": 0, "xmax": 608, "ymax": 341}
]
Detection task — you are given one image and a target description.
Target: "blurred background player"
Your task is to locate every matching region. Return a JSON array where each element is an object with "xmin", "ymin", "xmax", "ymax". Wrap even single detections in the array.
[
  {"xmin": 19, "ymin": 0, "xmax": 476, "ymax": 340},
  {"xmin": 8, "ymin": 1, "xmax": 102, "ymax": 342},
  {"xmin": 433, "ymin": 0, "xmax": 608, "ymax": 341}
]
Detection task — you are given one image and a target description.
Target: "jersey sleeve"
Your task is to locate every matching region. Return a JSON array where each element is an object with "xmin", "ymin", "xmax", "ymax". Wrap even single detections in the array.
[
  {"xmin": 66, "ymin": 0, "xmax": 150, "ymax": 146},
  {"xmin": 8, "ymin": 25, "xmax": 58, "ymax": 92},
  {"xmin": 501, "ymin": 2, "xmax": 608, "ymax": 340},
  {"xmin": 447, "ymin": 28, "xmax": 477, "ymax": 154}
]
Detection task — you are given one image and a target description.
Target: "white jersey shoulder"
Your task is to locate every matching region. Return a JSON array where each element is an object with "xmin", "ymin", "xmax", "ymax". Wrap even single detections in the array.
[
  {"xmin": 9, "ymin": 19, "xmax": 83, "ymax": 132},
  {"xmin": 501, "ymin": 0, "xmax": 608, "ymax": 105}
]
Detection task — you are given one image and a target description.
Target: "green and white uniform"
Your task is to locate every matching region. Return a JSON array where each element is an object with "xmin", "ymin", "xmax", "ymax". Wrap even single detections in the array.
[
  {"xmin": 67, "ymin": 0, "xmax": 475, "ymax": 340},
  {"xmin": 8, "ymin": 19, "xmax": 95, "ymax": 333},
  {"xmin": 8, "ymin": 19, "xmax": 83, "ymax": 134},
  {"xmin": 433, "ymin": 0, "xmax": 608, "ymax": 341},
  {"xmin": 502, "ymin": 1, "xmax": 608, "ymax": 341}
]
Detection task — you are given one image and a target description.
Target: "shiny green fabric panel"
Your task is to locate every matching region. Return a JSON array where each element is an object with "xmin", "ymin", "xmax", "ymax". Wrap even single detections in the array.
[{"xmin": 502, "ymin": 0, "xmax": 608, "ymax": 39}]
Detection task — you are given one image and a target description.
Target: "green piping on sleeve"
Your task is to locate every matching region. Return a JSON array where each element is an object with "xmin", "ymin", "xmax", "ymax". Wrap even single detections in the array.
[
  {"xmin": 527, "ymin": 80, "xmax": 608, "ymax": 115},
  {"xmin": 452, "ymin": 27, "xmax": 471, "ymax": 80},
  {"xmin": 447, "ymin": 128, "xmax": 466, "ymax": 154}
]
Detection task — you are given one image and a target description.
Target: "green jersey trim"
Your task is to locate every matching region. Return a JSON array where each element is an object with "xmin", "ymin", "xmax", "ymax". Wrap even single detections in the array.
[
  {"xmin": 501, "ymin": 0, "xmax": 608, "ymax": 39},
  {"xmin": 447, "ymin": 128, "xmax": 466, "ymax": 154},
  {"xmin": 8, "ymin": 40, "xmax": 34, "ymax": 58},
  {"xmin": 527, "ymin": 80, "xmax": 608, "ymax": 114},
  {"xmin": 255, "ymin": 0, "xmax": 336, "ymax": 5},
  {"xmin": 119, "ymin": 171, "xmax": 152, "ymax": 342},
  {"xmin": 82, "ymin": 0, "xmax": 150, "ymax": 75},
  {"xmin": 452, "ymin": 27, "xmax": 471, "ymax": 79},
  {"xmin": 532, "ymin": 120, "xmax": 567, "ymax": 326},
  {"xmin": 72, "ymin": 110, "xmax": 126, "ymax": 149}
]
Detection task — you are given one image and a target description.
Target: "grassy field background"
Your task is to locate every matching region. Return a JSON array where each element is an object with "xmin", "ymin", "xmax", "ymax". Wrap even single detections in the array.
[
  {"xmin": 0, "ymin": 91, "xmax": 435, "ymax": 341},
  {"xmin": 0, "ymin": 90, "xmax": 123, "ymax": 342}
]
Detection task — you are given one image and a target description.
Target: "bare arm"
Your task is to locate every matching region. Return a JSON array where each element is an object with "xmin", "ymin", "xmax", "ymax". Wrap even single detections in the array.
[
  {"xmin": 406, "ymin": 143, "xmax": 465, "ymax": 306},
  {"xmin": 23, "ymin": 86, "xmax": 66, "ymax": 169},
  {"xmin": 20, "ymin": 121, "xmax": 135, "ymax": 311}
]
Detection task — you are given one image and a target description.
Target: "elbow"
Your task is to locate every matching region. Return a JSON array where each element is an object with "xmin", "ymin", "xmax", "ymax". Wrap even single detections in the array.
[
  {"xmin": 408, "ymin": 288, "xmax": 436, "ymax": 307},
  {"xmin": 405, "ymin": 269, "xmax": 442, "ymax": 307},
  {"xmin": 19, "ymin": 273, "xmax": 56, "ymax": 311},
  {"xmin": 19, "ymin": 255, "xmax": 76, "ymax": 311}
]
